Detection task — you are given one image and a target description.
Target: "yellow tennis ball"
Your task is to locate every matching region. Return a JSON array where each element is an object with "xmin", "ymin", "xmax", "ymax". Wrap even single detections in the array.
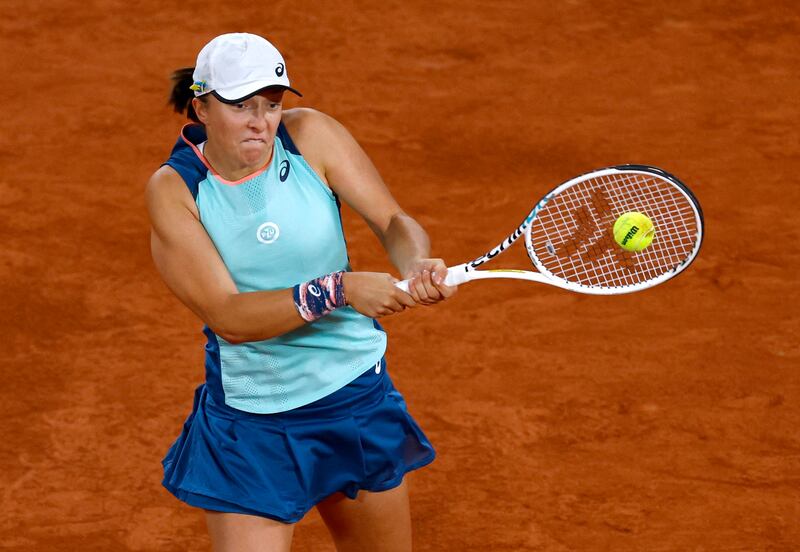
[{"xmin": 613, "ymin": 212, "xmax": 655, "ymax": 252}]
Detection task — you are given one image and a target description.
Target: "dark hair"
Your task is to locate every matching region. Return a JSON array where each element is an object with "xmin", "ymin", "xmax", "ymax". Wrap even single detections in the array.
[{"xmin": 169, "ymin": 67, "xmax": 206, "ymax": 123}]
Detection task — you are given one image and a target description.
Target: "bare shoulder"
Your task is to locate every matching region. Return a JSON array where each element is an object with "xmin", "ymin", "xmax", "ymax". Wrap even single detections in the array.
[
  {"xmin": 281, "ymin": 108, "xmax": 350, "ymax": 156},
  {"xmin": 282, "ymin": 107, "xmax": 338, "ymax": 134},
  {"xmin": 145, "ymin": 165, "xmax": 199, "ymax": 220}
]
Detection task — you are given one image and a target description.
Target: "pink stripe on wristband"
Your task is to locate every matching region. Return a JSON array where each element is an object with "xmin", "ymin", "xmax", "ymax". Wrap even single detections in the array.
[{"xmin": 292, "ymin": 271, "xmax": 347, "ymax": 322}]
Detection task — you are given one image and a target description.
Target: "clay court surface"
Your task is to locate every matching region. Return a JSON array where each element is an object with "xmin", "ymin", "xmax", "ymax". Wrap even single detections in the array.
[{"xmin": 2, "ymin": 1, "xmax": 798, "ymax": 550}]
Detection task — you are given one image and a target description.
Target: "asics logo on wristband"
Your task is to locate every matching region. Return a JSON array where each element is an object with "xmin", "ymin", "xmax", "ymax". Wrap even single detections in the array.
[
  {"xmin": 256, "ymin": 222, "xmax": 280, "ymax": 244},
  {"xmin": 293, "ymin": 271, "xmax": 346, "ymax": 322}
]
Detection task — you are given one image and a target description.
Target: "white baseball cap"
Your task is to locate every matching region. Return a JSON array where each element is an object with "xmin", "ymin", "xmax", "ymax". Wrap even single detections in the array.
[{"xmin": 191, "ymin": 33, "xmax": 302, "ymax": 103}]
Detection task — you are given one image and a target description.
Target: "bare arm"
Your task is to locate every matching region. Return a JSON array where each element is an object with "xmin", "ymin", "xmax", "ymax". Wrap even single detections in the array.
[
  {"xmin": 284, "ymin": 108, "xmax": 456, "ymax": 302},
  {"xmin": 146, "ymin": 165, "xmax": 307, "ymax": 344},
  {"xmin": 382, "ymin": 213, "xmax": 432, "ymax": 278},
  {"xmin": 147, "ymin": 163, "xmax": 412, "ymax": 342}
]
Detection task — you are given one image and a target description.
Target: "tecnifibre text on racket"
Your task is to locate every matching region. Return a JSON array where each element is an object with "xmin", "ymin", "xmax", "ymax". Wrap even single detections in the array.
[{"xmin": 396, "ymin": 165, "xmax": 703, "ymax": 295}]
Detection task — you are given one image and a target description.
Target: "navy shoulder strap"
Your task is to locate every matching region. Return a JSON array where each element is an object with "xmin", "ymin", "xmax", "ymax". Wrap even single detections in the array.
[
  {"xmin": 276, "ymin": 121, "xmax": 301, "ymax": 155},
  {"xmin": 162, "ymin": 124, "xmax": 208, "ymax": 200}
]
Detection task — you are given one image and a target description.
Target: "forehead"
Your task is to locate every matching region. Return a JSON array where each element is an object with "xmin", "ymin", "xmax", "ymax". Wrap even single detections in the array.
[
  {"xmin": 264, "ymin": 89, "xmax": 285, "ymax": 101},
  {"xmin": 245, "ymin": 88, "xmax": 286, "ymax": 103}
]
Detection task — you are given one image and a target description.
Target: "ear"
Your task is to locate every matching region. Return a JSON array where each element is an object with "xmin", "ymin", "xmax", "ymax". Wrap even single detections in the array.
[{"xmin": 192, "ymin": 97, "xmax": 209, "ymax": 124}]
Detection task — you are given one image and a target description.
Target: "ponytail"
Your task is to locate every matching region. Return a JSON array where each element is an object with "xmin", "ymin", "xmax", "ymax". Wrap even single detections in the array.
[{"xmin": 169, "ymin": 67, "xmax": 204, "ymax": 123}]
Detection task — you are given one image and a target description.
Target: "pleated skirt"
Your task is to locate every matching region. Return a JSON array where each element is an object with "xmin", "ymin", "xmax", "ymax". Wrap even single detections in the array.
[{"xmin": 162, "ymin": 359, "xmax": 435, "ymax": 523}]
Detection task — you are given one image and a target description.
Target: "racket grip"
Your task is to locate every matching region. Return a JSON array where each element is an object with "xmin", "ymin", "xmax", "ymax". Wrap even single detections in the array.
[{"xmin": 394, "ymin": 265, "xmax": 469, "ymax": 293}]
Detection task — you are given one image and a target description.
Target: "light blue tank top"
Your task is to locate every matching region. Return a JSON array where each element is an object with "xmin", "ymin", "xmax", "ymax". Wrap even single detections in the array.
[{"xmin": 165, "ymin": 123, "xmax": 387, "ymax": 413}]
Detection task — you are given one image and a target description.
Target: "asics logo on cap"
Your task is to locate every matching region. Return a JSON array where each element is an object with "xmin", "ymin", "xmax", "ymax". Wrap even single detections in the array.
[{"xmin": 192, "ymin": 33, "xmax": 302, "ymax": 100}]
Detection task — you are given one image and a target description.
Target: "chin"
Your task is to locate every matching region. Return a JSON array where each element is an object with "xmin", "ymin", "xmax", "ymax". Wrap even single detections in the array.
[{"xmin": 240, "ymin": 142, "xmax": 271, "ymax": 165}]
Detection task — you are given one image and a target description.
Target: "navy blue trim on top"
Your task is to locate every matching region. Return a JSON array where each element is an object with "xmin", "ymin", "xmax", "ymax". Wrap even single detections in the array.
[
  {"xmin": 276, "ymin": 121, "xmax": 301, "ymax": 155},
  {"xmin": 163, "ymin": 124, "xmax": 208, "ymax": 200},
  {"xmin": 202, "ymin": 325, "xmax": 226, "ymax": 406},
  {"xmin": 159, "ymin": 125, "xmax": 227, "ymax": 407},
  {"xmin": 278, "ymin": 120, "xmax": 353, "ymax": 267},
  {"xmin": 275, "ymin": 120, "xmax": 384, "ymax": 336},
  {"xmin": 331, "ymin": 188, "xmax": 357, "ymax": 277}
]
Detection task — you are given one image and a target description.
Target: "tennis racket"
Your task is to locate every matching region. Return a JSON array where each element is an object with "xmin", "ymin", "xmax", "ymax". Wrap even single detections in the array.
[{"xmin": 396, "ymin": 165, "xmax": 703, "ymax": 295}]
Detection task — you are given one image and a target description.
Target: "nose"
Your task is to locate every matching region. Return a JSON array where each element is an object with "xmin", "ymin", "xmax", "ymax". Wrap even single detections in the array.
[{"xmin": 247, "ymin": 105, "xmax": 269, "ymax": 132}]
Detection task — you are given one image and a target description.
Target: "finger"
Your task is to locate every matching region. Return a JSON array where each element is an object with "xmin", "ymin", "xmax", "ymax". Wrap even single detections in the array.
[
  {"xmin": 410, "ymin": 272, "xmax": 432, "ymax": 304},
  {"xmin": 411, "ymin": 270, "xmax": 437, "ymax": 305},
  {"xmin": 426, "ymin": 259, "xmax": 447, "ymax": 282},
  {"xmin": 389, "ymin": 273, "xmax": 418, "ymax": 303},
  {"xmin": 377, "ymin": 301, "xmax": 401, "ymax": 316},
  {"xmin": 383, "ymin": 297, "xmax": 406, "ymax": 314},
  {"xmin": 410, "ymin": 269, "xmax": 439, "ymax": 306},
  {"xmin": 431, "ymin": 271, "xmax": 457, "ymax": 298},
  {"xmin": 395, "ymin": 288, "xmax": 417, "ymax": 309},
  {"xmin": 406, "ymin": 274, "xmax": 423, "ymax": 303},
  {"xmin": 419, "ymin": 269, "xmax": 443, "ymax": 303}
]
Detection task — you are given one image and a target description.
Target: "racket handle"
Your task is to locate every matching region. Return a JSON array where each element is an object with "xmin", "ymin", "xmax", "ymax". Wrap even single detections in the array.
[{"xmin": 394, "ymin": 265, "xmax": 469, "ymax": 293}]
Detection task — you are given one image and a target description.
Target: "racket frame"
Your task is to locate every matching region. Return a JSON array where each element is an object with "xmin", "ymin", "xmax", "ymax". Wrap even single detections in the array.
[
  {"xmin": 395, "ymin": 165, "xmax": 704, "ymax": 295},
  {"xmin": 436, "ymin": 165, "xmax": 704, "ymax": 295}
]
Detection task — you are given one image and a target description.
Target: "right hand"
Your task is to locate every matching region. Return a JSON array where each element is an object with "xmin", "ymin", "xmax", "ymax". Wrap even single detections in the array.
[{"xmin": 342, "ymin": 272, "xmax": 416, "ymax": 318}]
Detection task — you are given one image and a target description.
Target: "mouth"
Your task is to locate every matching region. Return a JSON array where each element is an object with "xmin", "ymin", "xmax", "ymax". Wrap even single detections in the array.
[{"xmin": 243, "ymin": 137, "xmax": 267, "ymax": 144}]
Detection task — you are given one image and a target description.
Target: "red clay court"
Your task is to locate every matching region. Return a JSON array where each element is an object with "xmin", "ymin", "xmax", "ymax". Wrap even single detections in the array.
[{"xmin": 1, "ymin": 1, "xmax": 798, "ymax": 550}]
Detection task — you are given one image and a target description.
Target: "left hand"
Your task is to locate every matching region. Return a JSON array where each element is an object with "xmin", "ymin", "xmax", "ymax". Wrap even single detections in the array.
[{"xmin": 402, "ymin": 258, "xmax": 458, "ymax": 305}]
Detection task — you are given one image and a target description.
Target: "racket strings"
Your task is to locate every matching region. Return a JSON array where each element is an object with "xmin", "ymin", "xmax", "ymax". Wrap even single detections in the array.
[{"xmin": 527, "ymin": 172, "xmax": 700, "ymax": 289}]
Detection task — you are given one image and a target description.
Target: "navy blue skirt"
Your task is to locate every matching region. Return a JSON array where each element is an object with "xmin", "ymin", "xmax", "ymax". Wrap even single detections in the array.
[{"xmin": 162, "ymin": 359, "xmax": 435, "ymax": 523}]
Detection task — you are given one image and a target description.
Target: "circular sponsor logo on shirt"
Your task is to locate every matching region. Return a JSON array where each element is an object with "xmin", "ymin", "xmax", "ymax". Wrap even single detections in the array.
[{"xmin": 256, "ymin": 222, "xmax": 280, "ymax": 244}]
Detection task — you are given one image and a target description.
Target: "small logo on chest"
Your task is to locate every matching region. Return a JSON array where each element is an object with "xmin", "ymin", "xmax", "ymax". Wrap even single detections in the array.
[
  {"xmin": 256, "ymin": 222, "xmax": 280, "ymax": 244},
  {"xmin": 279, "ymin": 160, "xmax": 290, "ymax": 182}
]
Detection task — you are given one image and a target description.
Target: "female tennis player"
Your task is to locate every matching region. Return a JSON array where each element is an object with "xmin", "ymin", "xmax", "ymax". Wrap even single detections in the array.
[{"xmin": 147, "ymin": 32, "xmax": 455, "ymax": 552}]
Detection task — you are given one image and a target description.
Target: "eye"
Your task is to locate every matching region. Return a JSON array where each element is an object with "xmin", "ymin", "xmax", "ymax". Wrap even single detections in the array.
[{"xmin": 234, "ymin": 103, "xmax": 247, "ymax": 109}]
